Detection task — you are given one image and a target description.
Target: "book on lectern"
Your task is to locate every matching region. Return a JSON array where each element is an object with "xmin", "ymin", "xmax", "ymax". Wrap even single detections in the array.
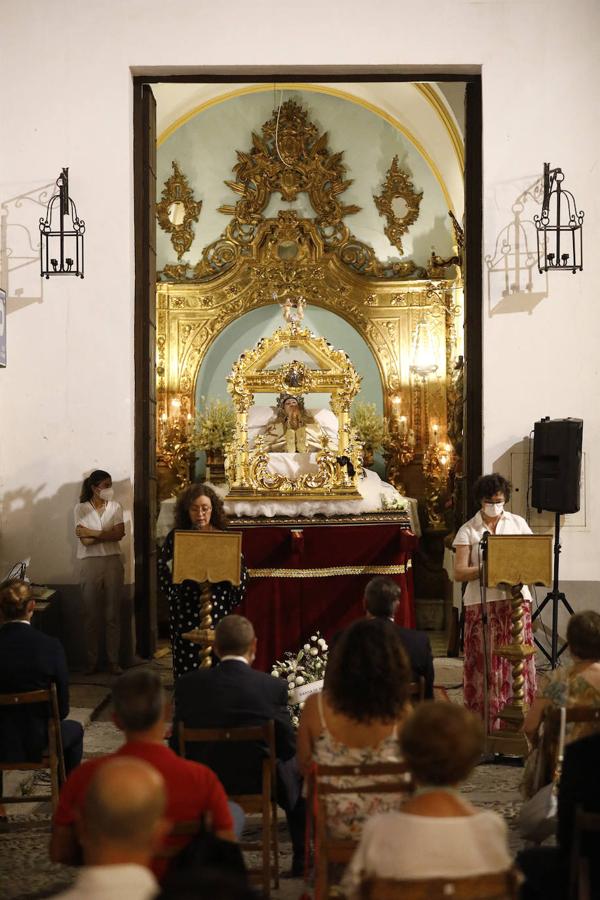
[{"xmin": 172, "ymin": 530, "xmax": 242, "ymax": 586}]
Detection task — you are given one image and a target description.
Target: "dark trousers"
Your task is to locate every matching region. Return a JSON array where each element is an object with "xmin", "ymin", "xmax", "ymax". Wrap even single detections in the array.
[
  {"xmin": 0, "ymin": 718, "xmax": 83, "ymax": 799},
  {"xmin": 276, "ymin": 756, "xmax": 305, "ymax": 859},
  {"xmin": 61, "ymin": 719, "xmax": 84, "ymax": 774}
]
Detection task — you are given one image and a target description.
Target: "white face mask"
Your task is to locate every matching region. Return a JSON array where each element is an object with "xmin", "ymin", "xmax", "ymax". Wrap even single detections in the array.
[
  {"xmin": 483, "ymin": 501, "xmax": 504, "ymax": 518},
  {"xmin": 98, "ymin": 487, "xmax": 114, "ymax": 502}
]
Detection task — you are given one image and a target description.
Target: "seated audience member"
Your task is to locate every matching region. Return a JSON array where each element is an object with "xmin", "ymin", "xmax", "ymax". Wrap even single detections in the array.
[
  {"xmin": 341, "ymin": 702, "xmax": 512, "ymax": 898},
  {"xmin": 522, "ymin": 610, "xmax": 600, "ymax": 796},
  {"xmin": 172, "ymin": 614, "xmax": 305, "ymax": 877},
  {"xmin": 50, "ymin": 669, "xmax": 235, "ymax": 878},
  {"xmin": 297, "ymin": 618, "xmax": 412, "ymax": 840},
  {"xmin": 51, "ymin": 757, "xmax": 168, "ymax": 900},
  {"xmin": 518, "ymin": 730, "xmax": 600, "ymax": 900},
  {"xmin": 0, "ymin": 579, "xmax": 84, "ymax": 822},
  {"xmin": 363, "ymin": 576, "xmax": 435, "ymax": 699}
]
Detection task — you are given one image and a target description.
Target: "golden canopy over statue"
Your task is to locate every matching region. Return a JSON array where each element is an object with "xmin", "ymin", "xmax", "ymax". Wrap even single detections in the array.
[{"xmin": 224, "ymin": 323, "xmax": 364, "ymax": 501}]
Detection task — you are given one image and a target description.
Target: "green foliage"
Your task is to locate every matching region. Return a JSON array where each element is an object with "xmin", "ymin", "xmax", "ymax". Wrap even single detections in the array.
[
  {"xmin": 350, "ymin": 401, "xmax": 385, "ymax": 451},
  {"xmin": 189, "ymin": 398, "xmax": 236, "ymax": 452}
]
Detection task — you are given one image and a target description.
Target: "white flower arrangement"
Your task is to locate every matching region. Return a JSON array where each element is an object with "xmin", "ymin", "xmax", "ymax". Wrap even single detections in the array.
[
  {"xmin": 380, "ymin": 492, "xmax": 408, "ymax": 512},
  {"xmin": 271, "ymin": 631, "xmax": 329, "ymax": 727}
]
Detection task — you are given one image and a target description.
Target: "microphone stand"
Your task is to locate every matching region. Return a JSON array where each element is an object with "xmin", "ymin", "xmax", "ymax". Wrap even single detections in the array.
[{"xmin": 478, "ymin": 532, "xmax": 494, "ymax": 760}]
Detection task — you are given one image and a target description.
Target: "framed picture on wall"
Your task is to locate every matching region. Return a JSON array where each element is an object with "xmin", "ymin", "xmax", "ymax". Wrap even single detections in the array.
[{"xmin": 0, "ymin": 288, "xmax": 6, "ymax": 367}]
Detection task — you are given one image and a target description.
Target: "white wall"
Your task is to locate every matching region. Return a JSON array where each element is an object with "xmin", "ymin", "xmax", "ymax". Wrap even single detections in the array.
[{"xmin": 0, "ymin": 0, "xmax": 598, "ymax": 586}]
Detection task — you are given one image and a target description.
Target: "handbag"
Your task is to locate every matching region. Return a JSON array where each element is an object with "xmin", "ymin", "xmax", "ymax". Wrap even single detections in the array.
[{"xmin": 517, "ymin": 705, "xmax": 566, "ymax": 842}]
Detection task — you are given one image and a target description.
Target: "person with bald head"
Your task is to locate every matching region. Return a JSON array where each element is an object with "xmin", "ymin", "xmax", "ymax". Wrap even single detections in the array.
[
  {"xmin": 172, "ymin": 614, "xmax": 306, "ymax": 876},
  {"xmin": 51, "ymin": 757, "xmax": 168, "ymax": 899}
]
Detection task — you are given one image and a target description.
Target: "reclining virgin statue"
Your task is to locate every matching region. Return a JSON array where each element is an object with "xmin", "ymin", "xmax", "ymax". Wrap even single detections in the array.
[
  {"xmin": 262, "ymin": 393, "xmax": 323, "ymax": 453},
  {"xmin": 221, "ymin": 319, "xmax": 411, "ymax": 522}
]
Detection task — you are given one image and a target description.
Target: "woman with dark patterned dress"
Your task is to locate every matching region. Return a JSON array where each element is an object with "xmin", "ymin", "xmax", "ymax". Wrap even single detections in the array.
[{"xmin": 158, "ymin": 483, "xmax": 247, "ymax": 681}]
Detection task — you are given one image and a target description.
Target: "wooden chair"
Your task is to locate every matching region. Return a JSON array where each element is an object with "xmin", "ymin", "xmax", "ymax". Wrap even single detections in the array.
[
  {"xmin": 569, "ymin": 805, "xmax": 600, "ymax": 900},
  {"xmin": 311, "ymin": 760, "xmax": 413, "ymax": 900},
  {"xmin": 178, "ymin": 720, "xmax": 279, "ymax": 898},
  {"xmin": 360, "ymin": 869, "xmax": 521, "ymax": 899},
  {"xmin": 409, "ymin": 676, "xmax": 426, "ymax": 703},
  {"xmin": 537, "ymin": 706, "xmax": 600, "ymax": 788},
  {"xmin": 0, "ymin": 684, "xmax": 66, "ymax": 812}
]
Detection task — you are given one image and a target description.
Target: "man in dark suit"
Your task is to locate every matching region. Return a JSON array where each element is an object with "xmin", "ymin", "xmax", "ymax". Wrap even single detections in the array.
[
  {"xmin": 518, "ymin": 730, "xmax": 600, "ymax": 899},
  {"xmin": 364, "ymin": 576, "xmax": 435, "ymax": 699},
  {"xmin": 0, "ymin": 579, "xmax": 83, "ymax": 820},
  {"xmin": 172, "ymin": 614, "xmax": 305, "ymax": 876}
]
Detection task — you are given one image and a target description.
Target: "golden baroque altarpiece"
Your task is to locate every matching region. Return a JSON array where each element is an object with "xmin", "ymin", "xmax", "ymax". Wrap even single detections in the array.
[{"xmin": 156, "ymin": 99, "xmax": 463, "ymax": 516}]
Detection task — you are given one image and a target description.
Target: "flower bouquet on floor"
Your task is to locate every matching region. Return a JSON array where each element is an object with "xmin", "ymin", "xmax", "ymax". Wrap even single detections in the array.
[{"xmin": 271, "ymin": 632, "xmax": 329, "ymax": 727}]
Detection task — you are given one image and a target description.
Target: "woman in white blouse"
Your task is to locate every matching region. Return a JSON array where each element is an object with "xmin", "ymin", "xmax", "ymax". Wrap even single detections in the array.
[
  {"xmin": 74, "ymin": 469, "xmax": 125, "ymax": 675},
  {"xmin": 341, "ymin": 703, "xmax": 512, "ymax": 897},
  {"xmin": 453, "ymin": 473, "xmax": 536, "ymax": 729}
]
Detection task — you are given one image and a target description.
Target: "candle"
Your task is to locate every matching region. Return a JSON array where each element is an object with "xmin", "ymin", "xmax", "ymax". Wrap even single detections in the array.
[
  {"xmin": 431, "ymin": 422, "xmax": 439, "ymax": 444},
  {"xmin": 399, "ymin": 415, "xmax": 407, "ymax": 436}
]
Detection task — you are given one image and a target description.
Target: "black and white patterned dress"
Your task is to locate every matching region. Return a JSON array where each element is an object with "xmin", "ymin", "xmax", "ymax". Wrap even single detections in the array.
[{"xmin": 158, "ymin": 528, "xmax": 248, "ymax": 681}]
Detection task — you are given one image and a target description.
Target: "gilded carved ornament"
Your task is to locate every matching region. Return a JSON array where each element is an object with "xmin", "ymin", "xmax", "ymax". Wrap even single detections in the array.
[
  {"xmin": 158, "ymin": 100, "xmax": 428, "ymax": 283},
  {"xmin": 373, "ymin": 156, "xmax": 423, "ymax": 256},
  {"xmin": 427, "ymin": 210, "xmax": 465, "ymax": 278},
  {"xmin": 224, "ymin": 324, "xmax": 364, "ymax": 501},
  {"xmin": 156, "ymin": 162, "xmax": 202, "ymax": 261}
]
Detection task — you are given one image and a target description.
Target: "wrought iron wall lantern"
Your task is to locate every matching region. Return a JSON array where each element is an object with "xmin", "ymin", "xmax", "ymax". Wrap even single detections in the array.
[
  {"xmin": 39, "ymin": 168, "xmax": 85, "ymax": 279},
  {"xmin": 534, "ymin": 163, "xmax": 583, "ymax": 274}
]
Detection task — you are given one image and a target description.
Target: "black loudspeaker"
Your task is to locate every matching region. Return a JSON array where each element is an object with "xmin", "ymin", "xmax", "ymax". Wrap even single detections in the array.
[{"xmin": 532, "ymin": 418, "xmax": 583, "ymax": 514}]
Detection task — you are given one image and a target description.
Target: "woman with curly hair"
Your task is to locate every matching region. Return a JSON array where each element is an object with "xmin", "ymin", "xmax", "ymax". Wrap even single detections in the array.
[
  {"xmin": 158, "ymin": 483, "xmax": 247, "ymax": 680},
  {"xmin": 297, "ymin": 618, "xmax": 411, "ymax": 839}
]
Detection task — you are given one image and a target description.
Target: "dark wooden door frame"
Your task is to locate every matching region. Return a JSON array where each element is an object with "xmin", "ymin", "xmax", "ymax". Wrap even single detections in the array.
[{"xmin": 132, "ymin": 68, "xmax": 482, "ymax": 653}]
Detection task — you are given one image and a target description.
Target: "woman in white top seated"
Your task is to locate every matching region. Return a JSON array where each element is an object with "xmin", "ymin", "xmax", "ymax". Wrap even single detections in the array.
[
  {"xmin": 74, "ymin": 469, "xmax": 125, "ymax": 675},
  {"xmin": 341, "ymin": 702, "xmax": 513, "ymax": 897}
]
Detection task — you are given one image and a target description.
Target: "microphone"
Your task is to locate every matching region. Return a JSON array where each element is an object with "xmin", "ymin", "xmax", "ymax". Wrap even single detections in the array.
[{"xmin": 480, "ymin": 529, "xmax": 490, "ymax": 548}]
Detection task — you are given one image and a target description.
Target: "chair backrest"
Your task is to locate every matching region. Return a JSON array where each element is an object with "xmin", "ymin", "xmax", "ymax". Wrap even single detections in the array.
[
  {"xmin": 539, "ymin": 705, "xmax": 600, "ymax": 783},
  {"xmin": 545, "ymin": 706, "xmax": 600, "ymax": 727},
  {"xmin": 313, "ymin": 760, "xmax": 413, "ymax": 797},
  {"xmin": 312, "ymin": 760, "xmax": 412, "ymax": 857},
  {"xmin": 361, "ymin": 868, "xmax": 520, "ymax": 900},
  {"xmin": 0, "ymin": 684, "xmax": 65, "ymax": 772},
  {"xmin": 178, "ymin": 720, "xmax": 277, "ymax": 796},
  {"xmin": 311, "ymin": 760, "xmax": 413, "ymax": 898}
]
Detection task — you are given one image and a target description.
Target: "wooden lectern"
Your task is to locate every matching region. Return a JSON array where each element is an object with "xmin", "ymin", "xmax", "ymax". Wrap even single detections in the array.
[
  {"xmin": 486, "ymin": 534, "xmax": 552, "ymax": 756},
  {"xmin": 173, "ymin": 530, "xmax": 242, "ymax": 668}
]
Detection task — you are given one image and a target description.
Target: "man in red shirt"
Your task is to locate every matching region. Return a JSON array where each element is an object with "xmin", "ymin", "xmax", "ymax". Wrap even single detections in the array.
[{"xmin": 50, "ymin": 668, "xmax": 235, "ymax": 878}]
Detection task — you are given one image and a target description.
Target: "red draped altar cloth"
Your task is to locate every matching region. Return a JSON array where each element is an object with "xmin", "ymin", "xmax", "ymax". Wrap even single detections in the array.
[{"xmin": 234, "ymin": 520, "xmax": 417, "ymax": 672}]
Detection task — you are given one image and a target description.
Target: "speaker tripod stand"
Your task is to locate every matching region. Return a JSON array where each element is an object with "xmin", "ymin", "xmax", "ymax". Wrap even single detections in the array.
[{"xmin": 532, "ymin": 511, "xmax": 574, "ymax": 668}]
